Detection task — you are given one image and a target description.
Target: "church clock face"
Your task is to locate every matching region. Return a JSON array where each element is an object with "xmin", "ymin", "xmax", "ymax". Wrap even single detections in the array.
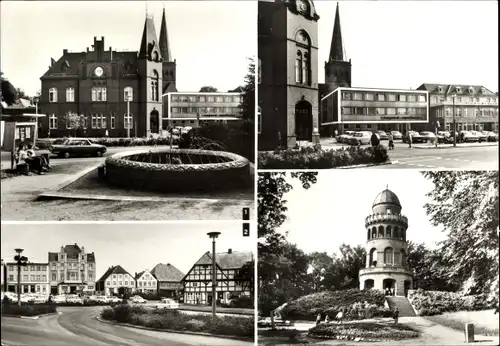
[
  {"xmin": 94, "ymin": 66, "xmax": 104, "ymax": 77},
  {"xmin": 296, "ymin": 0, "xmax": 308, "ymax": 13}
]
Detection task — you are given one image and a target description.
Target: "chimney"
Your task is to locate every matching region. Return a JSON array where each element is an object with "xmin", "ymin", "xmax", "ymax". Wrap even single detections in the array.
[
  {"xmin": 109, "ymin": 47, "xmax": 113, "ymax": 61},
  {"xmin": 86, "ymin": 47, "xmax": 89, "ymax": 53},
  {"xmin": 228, "ymin": 248, "xmax": 232, "ymax": 254},
  {"xmin": 63, "ymin": 49, "xmax": 68, "ymax": 55}
]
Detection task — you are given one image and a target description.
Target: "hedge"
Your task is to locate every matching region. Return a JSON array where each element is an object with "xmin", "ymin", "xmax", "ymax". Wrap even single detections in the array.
[
  {"xmin": 407, "ymin": 289, "xmax": 493, "ymax": 316},
  {"xmin": 280, "ymin": 289, "xmax": 392, "ymax": 321},
  {"xmin": 258, "ymin": 144, "xmax": 389, "ymax": 169},
  {"xmin": 101, "ymin": 304, "xmax": 254, "ymax": 338},
  {"xmin": 1, "ymin": 300, "xmax": 57, "ymax": 316},
  {"xmin": 308, "ymin": 322, "xmax": 419, "ymax": 340}
]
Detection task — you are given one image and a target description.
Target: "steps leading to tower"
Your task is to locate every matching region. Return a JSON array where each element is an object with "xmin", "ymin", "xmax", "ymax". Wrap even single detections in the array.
[{"xmin": 385, "ymin": 296, "xmax": 416, "ymax": 317}]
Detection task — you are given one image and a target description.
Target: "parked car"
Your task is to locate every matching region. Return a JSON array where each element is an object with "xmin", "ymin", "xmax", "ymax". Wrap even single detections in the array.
[
  {"xmin": 376, "ymin": 131, "xmax": 389, "ymax": 140},
  {"xmin": 470, "ymin": 130, "xmax": 487, "ymax": 142},
  {"xmin": 390, "ymin": 131, "xmax": 403, "ymax": 140},
  {"xmin": 109, "ymin": 296, "xmax": 122, "ymax": 303},
  {"xmin": 437, "ymin": 131, "xmax": 454, "ymax": 144},
  {"xmin": 130, "ymin": 295, "xmax": 148, "ymax": 304},
  {"xmin": 257, "ymin": 316, "xmax": 292, "ymax": 328},
  {"xmin": 403, "ymin": 131, "xmax": 425, "ymax": 143},
  {"xmin": 336, "ymin": 131, "xmax": 356, "ymax": 144},
  {"xmin": 460, "ymin": 131, "xmax": 479, "ymax": 143},
  {"xmin": 96, "ymin": 296, "xmax": 110, "ymax": 303},
  {"xmin": 50, "ymin": 138, "xmax": 107, "ymax": 158},
  {"xmin": 33, "ymin": 295, "xmax": 48, "ymax": 304},
  {"xmin": 484, "ymin": 131, "xmax": 499, "ymax": 142},
  {"xmin": 66, "ymin": 295, "xmax": 83, "ymax": 304},
  {"xmin": 346, "ymin": 131, "xmax": 371, "ymax": 146},
  {"xmin": 52, "ymin": 295, "xmax": 67, "ymax": 303},
  {"xmin": 155, "ymin": 298, "xmax": 180, "ymax": 310},
  {"xmin": 420, "ymin": 131, "xmax": 437, "ymax": 143}
]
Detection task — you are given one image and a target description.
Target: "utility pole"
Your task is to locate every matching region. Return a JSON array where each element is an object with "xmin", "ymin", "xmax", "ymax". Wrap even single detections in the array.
[
  {"xmin": 207, "ymin": 232, "xmax": 221, "ymax": 319},
  {"xmin": 14, "ymin": 249, "xmax": 28, "ymax": 306}
]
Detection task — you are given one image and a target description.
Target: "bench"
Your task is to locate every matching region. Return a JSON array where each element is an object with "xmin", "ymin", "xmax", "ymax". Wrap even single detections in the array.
[{"xmin": 15, "ymin": 163, "xmax": 30, "ymax": 175}]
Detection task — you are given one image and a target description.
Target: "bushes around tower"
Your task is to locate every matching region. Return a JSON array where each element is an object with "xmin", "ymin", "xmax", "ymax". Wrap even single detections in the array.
[{"xmin": 408, "ymin": 289, "xmax": 493, "ymax": 316}]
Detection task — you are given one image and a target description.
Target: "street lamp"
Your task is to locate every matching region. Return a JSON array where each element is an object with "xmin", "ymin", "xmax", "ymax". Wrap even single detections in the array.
[
  {"xmin": 207, "ymin": 231, "xmax": 221, "ymax": 319},
  {"xmin": 451, "ymin": 94, "xmax": 457, "ymax": 147},
  {"xmin": 14, "ymin": 248, "xmax": 28, "ymax": 306}
]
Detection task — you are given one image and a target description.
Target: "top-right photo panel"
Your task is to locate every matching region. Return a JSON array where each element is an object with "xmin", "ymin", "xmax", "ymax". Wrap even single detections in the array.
[{"xmin": 257, "ymin": 0, "xmax": 498, "ymax": 170}]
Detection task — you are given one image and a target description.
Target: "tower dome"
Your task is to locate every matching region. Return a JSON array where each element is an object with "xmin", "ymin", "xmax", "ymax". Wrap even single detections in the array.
[{"xmin": 372, "ymin": 188, "xmax": 401, "ymax": 214}]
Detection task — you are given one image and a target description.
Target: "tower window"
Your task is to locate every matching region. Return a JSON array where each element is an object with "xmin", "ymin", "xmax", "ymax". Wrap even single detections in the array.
[
  {"xmin": 151, "ymin": 70, "xmax": 159, "ymax": 101},
  {"xmin": 295, "ymin": 30, "xmax": 311, "ymax": 86},
  {"xmin": 384, "ymin": 247, "xmax": 393, "ymax": 265}
]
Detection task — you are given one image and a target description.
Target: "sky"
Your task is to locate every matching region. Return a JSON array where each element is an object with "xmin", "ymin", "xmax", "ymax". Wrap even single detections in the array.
[
  {"xmin": 0, "ymin": 223, "xmax": 255, "ymax": 280},
  {"xmin": 278, "ymin": 170, "xmax": 447, "ymax": 256},
  {"xmin": 0, "ymin": 1, "xmax": 256, "ymax": 96},
  {"xmin": 315, "ymin": 1, "xmax": 498, "ymax": 92}
]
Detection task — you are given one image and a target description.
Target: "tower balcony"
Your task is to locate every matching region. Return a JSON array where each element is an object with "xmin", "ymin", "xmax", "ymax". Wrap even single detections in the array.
[
  {"xmin": 365, "ymin": 214, "xmax": 408, "ymax": 228},
  {"xmin": 359, "ymin": 266, "xmax": 413, "ymax": 277}
]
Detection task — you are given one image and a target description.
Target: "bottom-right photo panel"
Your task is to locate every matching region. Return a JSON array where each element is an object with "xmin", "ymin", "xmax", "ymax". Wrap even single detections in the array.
[{"xmin": 258, "ymin": 170, "xmax": 499, "ymax": 346}]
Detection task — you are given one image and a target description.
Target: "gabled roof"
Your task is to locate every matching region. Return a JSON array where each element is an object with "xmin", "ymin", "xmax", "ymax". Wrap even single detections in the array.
[
  {"xmin": 138, "ymin": 16, "xmax": 162, "ymax": 60},
  {"xmin": 41, "ymin": 52, "xmax": 86, "ymax": 79},
  {"xmin": 96, "ymin": 265, "xmax": 133, "ymax": 283},
  {"xmin": 417, "ymin": 83, "xmax": 496, "ymax": 96},
  {"xmin": 192, "ymin": 250, "xmax": 253, "ymax": 270},
  {"xmin": 150, "ymin": 263, "xmax": 185, "ymax": 282},
  {"xmin": 162, "ymin": 81, "xmax": 178, "ymax": 94},
  {"xmin": 0, "ymin": 98, "xmax": 34, "ymax": 110}
]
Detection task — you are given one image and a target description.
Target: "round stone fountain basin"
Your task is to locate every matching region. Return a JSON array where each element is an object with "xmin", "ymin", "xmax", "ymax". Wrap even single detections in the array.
[{"xmin": 104, "ymin": 148, "xmax": 250, "ymax": 192}]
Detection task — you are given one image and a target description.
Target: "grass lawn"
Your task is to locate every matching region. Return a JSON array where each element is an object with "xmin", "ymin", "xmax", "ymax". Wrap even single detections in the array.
[{"xmin": 424, "ymin": 309, "xmax": 499, "ymax": 336}]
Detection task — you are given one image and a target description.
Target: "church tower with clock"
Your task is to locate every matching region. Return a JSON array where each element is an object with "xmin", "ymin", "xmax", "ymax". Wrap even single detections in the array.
[{"xmin": 258, "ymin": 0, "xmax": 321, "ymax": 150}]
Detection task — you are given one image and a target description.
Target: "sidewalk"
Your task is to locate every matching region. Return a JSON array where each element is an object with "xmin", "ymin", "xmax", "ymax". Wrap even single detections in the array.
[{"xmin": 413, "ymin": 142, "xmax": 498, "ymax": 149}]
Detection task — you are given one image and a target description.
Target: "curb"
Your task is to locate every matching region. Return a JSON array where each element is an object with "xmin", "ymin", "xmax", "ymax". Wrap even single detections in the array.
[
  {"xmin": 1, "ymin": 311, "xmax": 60, "ymax": 320},
  {"xmin": 178, "ymin": 308, "xmax": 254, "ymax": 316},
  {"xmin": 337, "ymin": 161, "xmax": 397, "ymax": 169},
  {"xmin": 95, "ymin": 316, "xmax": 254, "ymax": 342},
  {"xmin": 413, "ymin": 143, "xmax": 498, "ymax": 149}
]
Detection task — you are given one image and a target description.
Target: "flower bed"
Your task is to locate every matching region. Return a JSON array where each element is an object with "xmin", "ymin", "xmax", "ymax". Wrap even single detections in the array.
[
  {"xmin": 2, "ymin": 302, "xmax": 57, "ymax": 316},
  {"xmin": 407, "ymin": 289, "xmax": 492, "ymax": 316},
  {"xmin": 258, "ymin": 144, "xmax": 389, "ymax": 169},
  {"xmin": 101, "ymin": 305, "xmax": 254, "ymax": 338},
  {"xmin": 280, "ymin": 289, "xmax": 391, "ymax": 321},
  {"xmin": 308, "ymin": 322, "xmax": 419, "ymax": 340}
]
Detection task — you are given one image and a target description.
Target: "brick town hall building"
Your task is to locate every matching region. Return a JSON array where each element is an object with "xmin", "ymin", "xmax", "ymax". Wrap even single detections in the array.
[
  {"xmin": 359, "ymin": 188, "xmax": 413, "ymax": 297},
  {"xmin": 39, "ymin": 9, "xmax": 177, "ymax": 138}
]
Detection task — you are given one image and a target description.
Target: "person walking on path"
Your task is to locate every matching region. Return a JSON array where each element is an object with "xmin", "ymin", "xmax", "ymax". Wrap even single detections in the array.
[
  {"xmin": 325, "ymin": 314, "xmax": 330, "ymax": 324},
  {"xmin": 408, "ymin": 131, "xmax": 413, "ymax": 148},
  {"xmin": 336, "ymin": 310, "xmax": 344, "ymax": 324},
  {"xmin": 393, "ymin": 307, "xmax": 399, "ymax": 324},
  {"xmin": 370, "ymin": 132, "xmax": 380, "ymax": 147},
  {"xmin": 388, "ymin": 133, "xmax": 394, "ymax": 150},
  {"xmin": 316, "ymin": 313, "xmax": 322, "ymax": 326},
  {"xmin": 334, "ymin": 129, "xmax": 338, "ymax": 141}
]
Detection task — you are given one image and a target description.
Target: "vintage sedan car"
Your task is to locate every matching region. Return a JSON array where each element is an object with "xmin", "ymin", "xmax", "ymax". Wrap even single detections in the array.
[
  {"xmin": 470, "ymin": 130, "xmax": 487, "ymax": 142},
  {"xmin": 155, "ymin": 298, "xmax": 180, "ymax": 310},
  {"xmin": 130, "ymin": 295, "xmax": 148, "ymax": 304},
  {"xmin": 402, "ymin": 131, "xmax": 426, "ymax": 143},
  {"xmin": 420, "ymin": 131, "xmax": 437, "ymax": 143},
  {"xmin": 50, "ymin": 138, "xmax": 107, "ymax": 158},
  {"xmin": 484, "ymin": 131, "xmax": 498, "ymax": 142},
  {"xmin": 66, "ymin": 295, "xmax": 83, "ymax": 304},
  {"xmin": 108, "ymin": 296, "xmax": 122, "ymax": 303},
  {"xmin": 376, "ymin": 131, "xmax": 389, "ymax": 140},
  {"xmin": 258, "ymin": 316, "xmax": 293, "ymax": 328},
  {"xmin": 52, "ymin": 295, "xmax": 68, "ymax": 303},
  {"xmin": 437, "ymin": 131, "xmax": 454, "ymax": 144},
  {"xmin": 347, "ymin": 131, "xmax": 371, "ymax": 146},
  {"xmin": 336, "ymin": 131, "xmax": 356, "ymax": 144},
  {"xmin": 460, "ymin": 131, "xmax": 479, "ymax": 143},
  {"xmin": 390, "ymin": 131, "xmax": 403, "ymax": 140}
]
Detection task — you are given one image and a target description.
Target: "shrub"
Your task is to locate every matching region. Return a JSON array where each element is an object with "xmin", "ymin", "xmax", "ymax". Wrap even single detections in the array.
[
  {"xmin": 1, "ymin": 303, "xmax": 57, "ymax": 316},
  {"xmin": 258, "ymin": 145, "xmax": 390, "ymax": 169},
  {"xmin": 308, "ymin": 322, "xmax": 419, "ymax": 340},
  {"xmin": 100, "ymin": 304, "xmax": 254, "ymax": 338},
  {"xmin": 281, "ymin": 289, "xmax": 387, "ymax": 321},
  {"xmin": 407, "ymin": 289, "xmax": 493, "ymax": 316},
  {"xmin": 229, "ymin": 295, "xmax": 254, "ymax": 309}
]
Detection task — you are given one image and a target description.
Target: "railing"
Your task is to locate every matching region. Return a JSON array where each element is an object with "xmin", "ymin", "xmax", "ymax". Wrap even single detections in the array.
[
  {"xmin": 365, "ymin": 214, "xmax": 408, "ymax": 227},
  {"xmin": 359, "ymin": 266, "xmax": 413, "ymax": 276}
]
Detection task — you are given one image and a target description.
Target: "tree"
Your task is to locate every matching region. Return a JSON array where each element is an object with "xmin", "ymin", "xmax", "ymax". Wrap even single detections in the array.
[
  {"xmin": 422, "ymin": 171, "xmax": 499, "ymax": 312},
  {"xmin": 1, "ymin": 73, "xmax": 18, "ymax": 106},
  {"xmin": 239, "ymin": 57, "xmax": 255, "ymax": 121},
  {"xmin": 64, "ymin": 111, "xmax": 86, "ymax": 137},
  {"xmin": 307, "ymin": 252, "xmax": 334, "ymax": 292},
  {"xmin": 15, "ymin": 88, "xmax": 27, "ymax": 100},
  {"xmin": 235, "ymin": 260, "xmax": 255, "ymax": 300},
  {"xmin": 199, "ymin": 86, "xmax": 218, "ymax": 92}
]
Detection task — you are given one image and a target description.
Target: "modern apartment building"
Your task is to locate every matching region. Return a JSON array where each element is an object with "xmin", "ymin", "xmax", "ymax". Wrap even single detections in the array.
[{"xmin": 48, "ymin": 244, "xmax": 96, "ymax": 295}]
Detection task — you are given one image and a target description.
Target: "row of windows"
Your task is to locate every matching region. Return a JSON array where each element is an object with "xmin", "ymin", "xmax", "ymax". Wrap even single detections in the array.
[
  {"xmin": 368, "ymin": 225, "xmax": 406, "ymax": 240},
  {"xmin": 342, "ymin": 107, "xmax": 427, "ymax": 116},
  {"xmin": 438, "ymin": 107, "xmax": 499, "ymax": 118},
  {"xmin": 7, "ymin": 275, "xmax": 47, "ymax": 282},
  {"xmin": 342, "ymin": 92, "xmax": 427, "ymax": 103},
  {"xmin": 49, "ymin": 114, "xmax": 133, "ymax": 130},
  {"xmin": 48, "ymin": 84, "xmax": 160, "ymax": 103},
  {"xmin": 50, "ymin": 262, "xmax": 93, "ymax": 269},
  {"xmin": 50, "ymin": 272, "xmax": 94, "ymax": 281},
  {"xmin": 106, "ymin": 281, "xmax": 135, "ymax": 286},
  {"xmin": 368, "ymin": 247, "xmax": 407, "ymax": 266},
  {"xmin": 138, "ymin": 281, "xmax": 155, "ymax": 287},
  {"xmin": 8, "ymin": 265, "xmax": 46, "ymax": 271},
  {"xmin": 171, "ymin": 107, "xmax": 241, "ymax": 114},
  {"xmin": 172, "ymin": 95, "xmax": 241, "ymax": 103},
  {"xmin": 448, "ymin": 123, "xmax": 499, "ymax": 132},
  {"xmin": 431, "ymin": 96, "xmax": 497, "ymax": 104}
]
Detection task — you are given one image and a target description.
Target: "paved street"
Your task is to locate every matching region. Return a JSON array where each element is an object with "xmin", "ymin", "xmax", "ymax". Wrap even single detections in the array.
[
  {"xmin": 319, "ymin": 138, "xmax": 498, "ymax": 169},
  {"xmin": 1, "ymin": 306, "xmax": 252, "ymax": 346}
]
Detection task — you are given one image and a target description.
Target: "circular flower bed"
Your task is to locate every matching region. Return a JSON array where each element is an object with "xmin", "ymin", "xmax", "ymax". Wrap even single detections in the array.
[
  {"xmin": 308, "ymin": 322, "xmax": 419, "ymax": 341},
  {"xmin": 104, "ymin": 148, "xmax": 250, "ymax": 192}
]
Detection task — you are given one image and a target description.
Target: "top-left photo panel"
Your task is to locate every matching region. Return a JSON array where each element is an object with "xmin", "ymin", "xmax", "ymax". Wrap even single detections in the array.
[{"xmin": 1, "ymin": 1, "xmax": 256, "ymax": 221}]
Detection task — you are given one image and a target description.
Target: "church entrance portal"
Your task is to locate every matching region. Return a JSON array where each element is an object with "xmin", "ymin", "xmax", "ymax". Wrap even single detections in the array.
[
  {"xmin": 150, "ymin": 109, "xmax": 160, "ymax": 134},
  {"xmin": 295, "ymin": 101, "xmax": 312, "ymax": 142}
]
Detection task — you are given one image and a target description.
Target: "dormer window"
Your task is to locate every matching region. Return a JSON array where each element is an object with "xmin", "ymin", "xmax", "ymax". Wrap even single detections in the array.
[
  {"xmin": 469, "ymin": 87, "xmax": 474, "ymax": 94},
  {"xmin": 481, "ymin": 87, "xmax": 486, "ymax": 94},
  {"xmin": 437, "ymin": 86, "xmax": 443, "ymax": 93},
  {"xmin": 455, "ymin": 86, "xmax": 462, "ymax": 93}
]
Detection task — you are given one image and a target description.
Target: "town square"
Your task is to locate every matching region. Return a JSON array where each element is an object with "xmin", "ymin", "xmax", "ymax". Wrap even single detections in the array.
[
  {"xmin": 1, "ymin": 0, "xmax": 256, "ymax": 220},
  {"xmin": 1, "ymin": 223, "xmax": 255, "ymax": 346},
  {"xmin": 257, "ymin": 1, "xmax": 498, "ymax": 169}
]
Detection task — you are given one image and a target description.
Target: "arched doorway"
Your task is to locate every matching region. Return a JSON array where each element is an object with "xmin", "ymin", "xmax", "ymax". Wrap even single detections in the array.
[
  {"xmin": 364, "ymin": 279, "xmax": 374, "ymax": 290},
  {"xmin": 383, "ymin": 278, "xmax": 396, "ymax": 296},
  {"xmin": 295, "ymin": 101, "xmax": 312, "ymax": 141},
  {"xmin": 150, "ymin": 109, "xmax": 159, "ymax": 134},
  {"xmin": 404, "ymin": 280, "xmax": 412, "ymax": 297}
]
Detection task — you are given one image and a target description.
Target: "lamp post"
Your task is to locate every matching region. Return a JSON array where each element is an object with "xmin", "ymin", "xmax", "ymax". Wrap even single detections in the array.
[
  {"xmin": 452, "ymin": 94, "xmax": 457, "ymax": 147},
  {"xmin": 207, "ymin": 231, "xmax": 221, "ymax": 319},
  {"xmin": 14, "ymin": 248, "xmax": 28, "ymax": 306}
]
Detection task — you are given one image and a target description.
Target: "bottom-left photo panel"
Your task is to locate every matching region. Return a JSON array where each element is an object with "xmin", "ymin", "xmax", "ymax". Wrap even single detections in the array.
[{"xmin": 0, "ymin": 223, "xmax": 255, "ymax": 346}]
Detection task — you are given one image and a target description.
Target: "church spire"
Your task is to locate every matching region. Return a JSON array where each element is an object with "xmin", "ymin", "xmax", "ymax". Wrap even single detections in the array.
[
  {"xmin": 329, "ymin": 2, "xmax": 345, "ymax": 62},
  {"xmin": 138, "ymin": 14, "xmax": 161, "ymax": 60},
  {"xmin": 159, "ymin": 6, "xmax": 173, "ymax": 62}
]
